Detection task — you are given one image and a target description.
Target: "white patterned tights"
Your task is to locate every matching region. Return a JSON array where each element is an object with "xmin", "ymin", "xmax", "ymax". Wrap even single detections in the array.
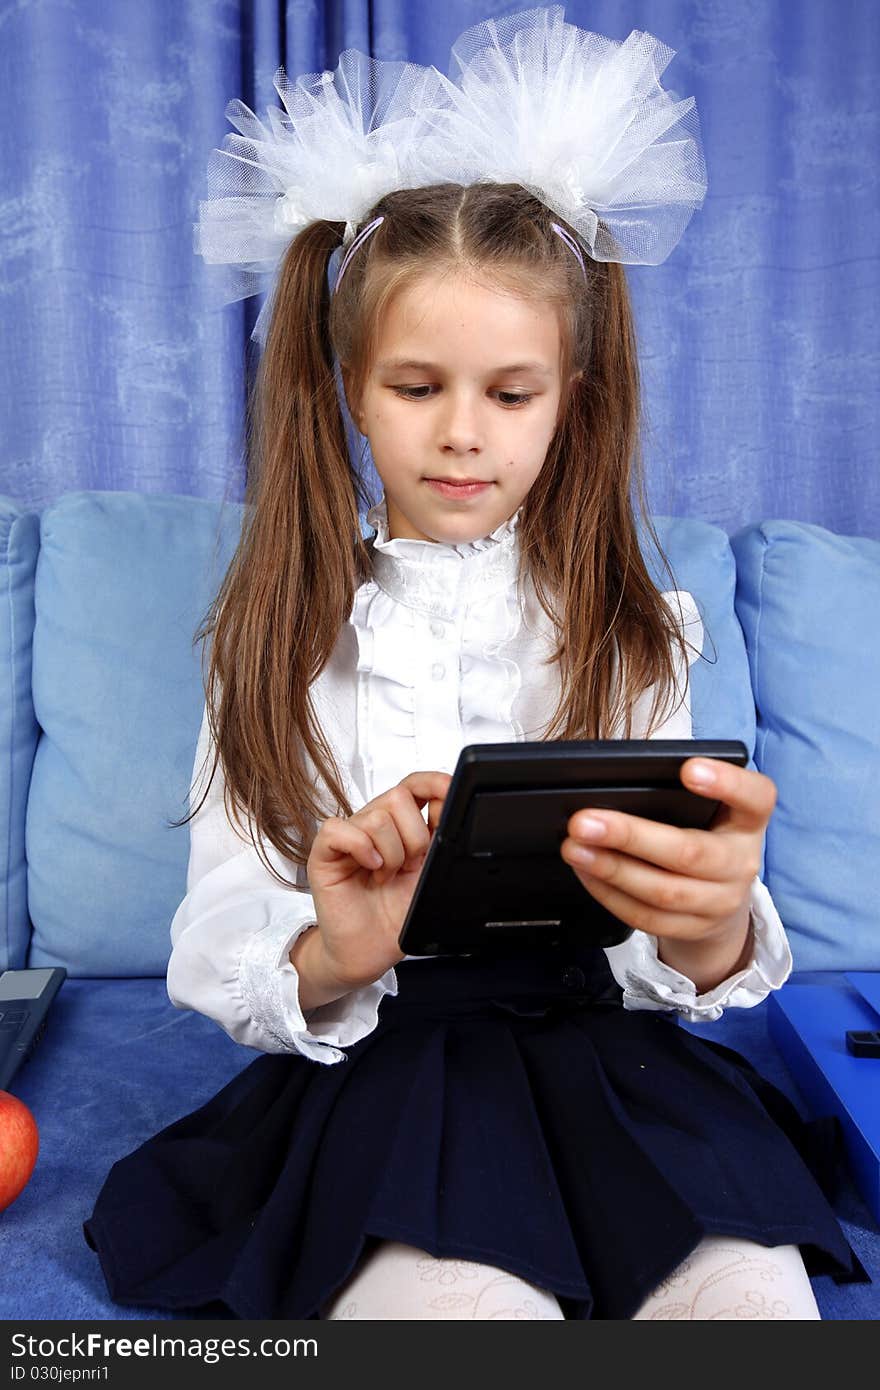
[{"xmin": 321, "ymin": 1236, "xmax": 821, "ymax": 1320}]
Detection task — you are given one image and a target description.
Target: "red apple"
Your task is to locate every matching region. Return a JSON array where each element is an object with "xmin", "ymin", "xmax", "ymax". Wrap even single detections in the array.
[{"xmin": 0, "ymin": 1090, "xmax": 39, "ymax": 1210}]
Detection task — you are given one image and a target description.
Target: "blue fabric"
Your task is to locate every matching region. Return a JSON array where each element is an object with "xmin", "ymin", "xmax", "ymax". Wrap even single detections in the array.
[
  {"xmin": 731, "ymin": 521, "xmax": 880, "ymax": 972},
  {"xmin": 0, "ymin": 2, "xmax": 877, "ymax": 539},
  {"xmin": 0, "ymin": 498, "xmax": 39, "ymax": 972},
  {"xmin": 27, "ymin": 493, "xmax": 242, "ymax": 976},
  {"xmin": 0, "ymin": 978, "xmax": 876, "ymax": 1319}
]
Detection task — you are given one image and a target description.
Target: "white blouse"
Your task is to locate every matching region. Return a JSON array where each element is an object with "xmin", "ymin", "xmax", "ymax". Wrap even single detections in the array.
[{"xmin": 167, "ymin": 497, "xmax": 792, "ymax": 1065}]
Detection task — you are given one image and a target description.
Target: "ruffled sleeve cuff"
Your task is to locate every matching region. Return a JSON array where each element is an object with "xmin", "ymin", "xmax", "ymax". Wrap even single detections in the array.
[
  {"xmin": 238, "ymin": 915, "xmax": 398, "ymax": 1065},
  {"xmin": 604, "ymin": 876, "xmax": 793, "ymax": 1023}
]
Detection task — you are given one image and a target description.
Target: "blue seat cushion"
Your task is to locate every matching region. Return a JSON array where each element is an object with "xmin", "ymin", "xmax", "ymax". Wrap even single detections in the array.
[{"xmin": 0, "ymin": 980, "xmax": 255, "ymax": 1319}]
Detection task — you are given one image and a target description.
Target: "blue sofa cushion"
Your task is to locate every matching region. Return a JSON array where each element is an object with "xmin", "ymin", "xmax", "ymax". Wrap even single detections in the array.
[
  {"xmin": 648, "ymin": 516, "xmax": 756, "ymax": 750},
  {"xmin": 732, "ymin": 521, "xmax": 880, "ymax": 971},
  {"xmin": 0, "ymin": 497, "xmax": 40, "ymax": 972},
  {"xmin": 28, "ymin": 492, "xmax": 242, "ymax": 976}
]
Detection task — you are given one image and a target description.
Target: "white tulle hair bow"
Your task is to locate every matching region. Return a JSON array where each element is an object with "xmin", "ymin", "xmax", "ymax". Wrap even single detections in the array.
[{"xmin": 194, "ymin": 5, "xmax": 708, "ymax": 347}]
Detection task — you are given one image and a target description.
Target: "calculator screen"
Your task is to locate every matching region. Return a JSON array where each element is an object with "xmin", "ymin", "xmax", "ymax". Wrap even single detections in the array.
[{"xmin": 0, "ymin": 968, "xmax": 55, "ymax": 1000}]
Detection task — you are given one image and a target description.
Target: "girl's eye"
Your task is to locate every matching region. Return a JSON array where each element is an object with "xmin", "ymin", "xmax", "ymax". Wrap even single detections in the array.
[{"xmin": 393, "ymin": 386, "xmax": 433, "ymax": 400}]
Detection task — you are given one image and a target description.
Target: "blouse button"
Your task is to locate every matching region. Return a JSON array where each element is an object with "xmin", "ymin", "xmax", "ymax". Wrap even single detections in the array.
[
  {"xmin": 431, "ymin": 662, "xmax": 446, "ymax": 681},
  {"xmin": 430, "ymin": 620, "xmax": 445, "ymax": 638}
]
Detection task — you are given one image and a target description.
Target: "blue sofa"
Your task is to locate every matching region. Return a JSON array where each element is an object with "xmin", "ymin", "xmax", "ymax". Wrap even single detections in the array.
[{"xmin": 0, "ymin": 490, "xmax": 877, "ymax": 1320}]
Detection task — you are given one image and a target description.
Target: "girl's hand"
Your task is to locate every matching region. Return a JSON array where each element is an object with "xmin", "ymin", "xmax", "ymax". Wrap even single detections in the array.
[
  {"xmin": 304, "ymin": 771, "xmax": 453, "ymax": 995},
  {"xmin": 560, "ymin": 757, "xmax": 777, "ymax": 969}
]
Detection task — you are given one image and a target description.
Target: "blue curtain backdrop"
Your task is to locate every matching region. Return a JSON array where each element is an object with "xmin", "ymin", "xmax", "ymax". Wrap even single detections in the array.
[{"xmin": 1, "ymin": 1, "xmax": 877, "ymax": 536}]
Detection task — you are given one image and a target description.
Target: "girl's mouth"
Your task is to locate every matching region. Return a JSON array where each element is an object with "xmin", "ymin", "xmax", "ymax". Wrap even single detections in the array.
[{"xmin": 424, "ymin": 479, "xmax": 493, "ymax": 499}]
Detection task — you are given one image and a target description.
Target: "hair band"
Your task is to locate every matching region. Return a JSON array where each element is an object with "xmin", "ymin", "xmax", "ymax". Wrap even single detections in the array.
[
  {"xmin": 550, "ymin": 223, "xmax": 588, "ymax": 281},
  {"xmin": 333, "ymin": 216, "xmax": 385, "ymax": 295}
]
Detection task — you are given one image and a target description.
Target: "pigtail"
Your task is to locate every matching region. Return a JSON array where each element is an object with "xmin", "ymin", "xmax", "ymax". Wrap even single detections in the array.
[
  {"xmin": 522, "ymin": 257, "xmax": 689, "ymax": 738},
  {"xmin": 182, "ymin": 221, "xmax": 372, "ymax": 884}
]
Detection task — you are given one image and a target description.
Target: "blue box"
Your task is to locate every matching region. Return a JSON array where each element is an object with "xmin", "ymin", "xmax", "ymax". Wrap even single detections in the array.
[{"xmin": 768, "ymin": 973, "xmax": 880, "ymax": 1225}]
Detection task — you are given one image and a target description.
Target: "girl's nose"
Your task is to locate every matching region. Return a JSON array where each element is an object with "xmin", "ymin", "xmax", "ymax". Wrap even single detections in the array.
[{"xmin": 439, "ymin": 394, "xmax": 482, "ymax": 453}]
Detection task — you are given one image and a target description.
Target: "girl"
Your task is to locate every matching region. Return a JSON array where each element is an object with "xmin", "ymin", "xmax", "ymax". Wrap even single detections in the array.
[{"xmin": 84, "ymin": 11, "xmax": 857, "ymax": 1320}]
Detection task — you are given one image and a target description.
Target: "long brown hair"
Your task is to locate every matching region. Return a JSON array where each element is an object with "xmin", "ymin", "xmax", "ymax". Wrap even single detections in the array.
[{"xmin": 176, "ymin": 182, "xmax": 690, "ymax": 884}]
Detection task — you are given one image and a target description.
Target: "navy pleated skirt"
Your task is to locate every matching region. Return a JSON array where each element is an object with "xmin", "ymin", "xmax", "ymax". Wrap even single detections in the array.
[{"xmin": 83, "ymin": 946, "xmax": 859, "ymax": 1319}]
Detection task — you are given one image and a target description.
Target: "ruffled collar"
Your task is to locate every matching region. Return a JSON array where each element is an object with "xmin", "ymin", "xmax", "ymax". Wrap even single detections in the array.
[{"xmin": 365, "ymin": 494, "xmax": 523, "ymax": 619}]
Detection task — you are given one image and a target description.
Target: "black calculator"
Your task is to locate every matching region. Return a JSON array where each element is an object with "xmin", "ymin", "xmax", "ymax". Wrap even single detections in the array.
[{"xmin": 0, "ymin": 967, "xmax": 66, "ymax": 1090}]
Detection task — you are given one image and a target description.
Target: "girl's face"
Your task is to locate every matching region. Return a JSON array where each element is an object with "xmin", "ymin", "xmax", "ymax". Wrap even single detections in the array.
[{"xmin": 347, "ymin": 271, "xmax": 570, "ymax": 544}]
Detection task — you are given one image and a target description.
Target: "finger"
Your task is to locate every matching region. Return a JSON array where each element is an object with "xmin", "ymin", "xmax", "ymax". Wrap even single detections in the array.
[
  {"xmin": 340, "ymin": 807, "xmax": 407, "ymax": 880},
  {"xmin": 400, "ymin": 770, "xmax": 453, "ymax": 803},
  {"xmin": 570, "ymin": 868, "xmax": 717, "ymax": 943},
  {"xmin": 566, "ymin": 806, "xmax": 750, "ymax": 884},
  {"xmin": 561, "ymin": 840, "xmax": 747, "ymax": 924},
  {"xmin": 398, "ymin": 770, "xmax": 453, "ymax": 834},
  {"xmin": 375, "ymin": 800, "xmax": 433, "ymax": 872},
  {"xmin": 314, "ymin": 817, "xmax": 384, "ymax": 871},
  {"xmin": 355, "ymin": 800, "xmax": 430, "ymax": 879},
  {"xmin": 679, "ymin": 758, "xmax": 777, "ymax": 835}
]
